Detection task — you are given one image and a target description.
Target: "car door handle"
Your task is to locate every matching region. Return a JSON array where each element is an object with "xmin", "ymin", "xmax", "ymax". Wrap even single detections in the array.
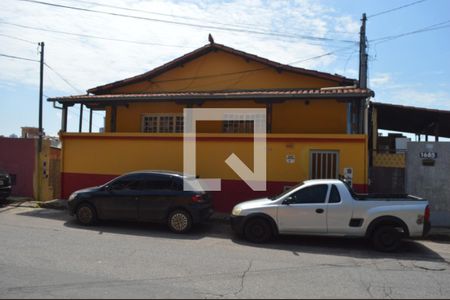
[{"xmin": 315, "ymin": 208, "xmax": 324, "ymax": 214}]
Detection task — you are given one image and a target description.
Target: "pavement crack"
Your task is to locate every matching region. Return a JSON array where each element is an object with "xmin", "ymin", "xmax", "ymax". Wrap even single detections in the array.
[
  {"xmin": 412, "ymin": 263, "xmax": 446, "ymax": 272},
  {"xmin": 233, "ymin": 259, "xmax": 253, "ymax": 297}
]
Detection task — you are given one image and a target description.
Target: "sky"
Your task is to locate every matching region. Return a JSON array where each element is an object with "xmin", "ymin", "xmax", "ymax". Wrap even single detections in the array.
[{"xmin": 0, "ymin": 0, "xmax": 449, "ymax": 137}]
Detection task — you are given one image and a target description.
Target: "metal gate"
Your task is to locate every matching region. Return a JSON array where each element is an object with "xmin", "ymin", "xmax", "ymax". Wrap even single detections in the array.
[{"xmin": 309, "ymin": 150, "xmax": 339, "ymax": 179}]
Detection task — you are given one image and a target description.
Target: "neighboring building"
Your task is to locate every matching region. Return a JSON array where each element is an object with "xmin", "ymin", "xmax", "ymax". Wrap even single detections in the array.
[
  {"xmin": 49, "ymin": 41, "xmax": 373, "ymax": 212},
  {"xmin": 21, "ymin": 127, "xmax": 42, "ymax": 139},
  {"xmin": 0, "ymin": 136, "xmax": 61, "ymax": 201},
  {"xmin": 369, "ymin": 102, "xmax": 450, "ymax": 226}
]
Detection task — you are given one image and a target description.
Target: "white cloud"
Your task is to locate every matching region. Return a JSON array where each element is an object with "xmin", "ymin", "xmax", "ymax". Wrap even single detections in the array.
[
  {"xmin": 388, "ymin": 90, "xmax": 450, "ymax": 110},
  {"xmin": 0, "ymin": 0, "xmax": 360, "ymax": 95},
  {"xmin": 370, "ymin": 73, "xmax": 392, "ymax": 88}
]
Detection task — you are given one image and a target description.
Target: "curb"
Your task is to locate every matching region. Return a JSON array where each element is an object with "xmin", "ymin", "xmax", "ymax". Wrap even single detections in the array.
[{"xmin": 38, "ymin": 199, "xmax": 68, "ymax": 210}]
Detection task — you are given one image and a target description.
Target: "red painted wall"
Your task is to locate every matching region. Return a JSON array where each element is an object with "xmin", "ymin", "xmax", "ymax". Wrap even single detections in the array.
[{"xmin": 0, "ymin": 138, "xmax": 36, "ymax": 197}]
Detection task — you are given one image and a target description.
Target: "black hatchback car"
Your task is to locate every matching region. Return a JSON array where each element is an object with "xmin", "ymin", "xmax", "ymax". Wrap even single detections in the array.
[
  {"xmin": 0, "ymin": 171, "xmax": 12, "ymax": 201},
  {"xmin": 67, "ymin": 170, "xmax": 213, "ymax": 233}
]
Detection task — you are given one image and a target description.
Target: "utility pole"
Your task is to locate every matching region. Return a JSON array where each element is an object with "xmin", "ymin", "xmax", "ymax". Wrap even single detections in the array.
[
  {"xmin": 38, "ymin": 42, "xmax": 45, "ymax": 152},
  {"xmin": 359, "ymin": 13, "xmax": 368, "ymax": 89}
]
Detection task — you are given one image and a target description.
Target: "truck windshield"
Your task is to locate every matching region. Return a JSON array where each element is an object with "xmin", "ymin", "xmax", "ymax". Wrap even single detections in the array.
[{"xmin": 269, "ymin": 182, "xmax": 305, "ymax": 200}]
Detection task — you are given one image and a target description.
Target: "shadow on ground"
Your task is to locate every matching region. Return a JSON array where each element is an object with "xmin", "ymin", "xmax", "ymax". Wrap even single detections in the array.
[{"xmin": 16, "ymin": 207, "xmax": 448, "ymax": 264}]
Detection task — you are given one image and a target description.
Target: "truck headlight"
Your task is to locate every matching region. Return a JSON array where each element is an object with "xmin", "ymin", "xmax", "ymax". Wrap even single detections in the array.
[{"xmin": 232, "ymin": 207, "xmax": 242, "ymax": 216}]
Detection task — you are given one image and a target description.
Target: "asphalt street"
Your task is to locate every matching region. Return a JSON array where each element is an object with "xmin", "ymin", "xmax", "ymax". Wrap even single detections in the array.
[{"xmin": 0, "ymin": 203, "xmax": 449, "ymax": 299}]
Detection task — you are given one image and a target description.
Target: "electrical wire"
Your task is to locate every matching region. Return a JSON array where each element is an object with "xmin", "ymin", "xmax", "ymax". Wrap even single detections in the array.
[
  {"xmin": 44, "ymin": 63, "xmax": 84, "ymax": 94},
  {"xmin": 368, "ymin": 0, "xmax": 427, "ymax": 19},
  {"xmin": 0, "ymin": 32, "xmax": 37, "ymax": 44},
  {"xmin": 0, "ymin": 53, "xmax": 39, "ymax": 62},
  {"xmin": 0, "ymin": 21, "xmax": 192, "ymax": 48},
  {"xmin": 370, "ymin": 19, "xmax": 450, "ymax": 45},
  {"xmin": 59, "ymin": 0, "xmax": 359, "ymax": 37},
  {"xmin": 15, "ymin": 0, "xmax": 357, "ymax": 44}
]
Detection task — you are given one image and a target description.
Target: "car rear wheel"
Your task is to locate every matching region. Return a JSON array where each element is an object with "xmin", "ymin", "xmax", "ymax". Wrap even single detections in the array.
[
  {"xmin": 76, "ymin": 203, "xmax": 97, "ymax": 226},
  {"xmin": 244, "ymin": 218, "xmax": 272, "ymax": 243},
  {"xmin": 372, "ymin": 225, "xmax": 403, "ymax": 252},
  {"xmin": 168, "ymin": 210, "xmax": 192, "ymax": 233}
]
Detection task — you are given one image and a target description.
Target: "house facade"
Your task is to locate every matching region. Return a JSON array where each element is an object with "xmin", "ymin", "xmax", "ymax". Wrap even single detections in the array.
[{"xmin": 50, "ymin": 42, "xmax": 373, "ymax": 212}]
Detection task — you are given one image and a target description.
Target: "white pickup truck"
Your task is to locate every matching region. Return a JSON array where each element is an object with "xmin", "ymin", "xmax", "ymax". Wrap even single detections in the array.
[{"xmin": 230, "ymin": 179, "xmax": 430, "ymax": 251}]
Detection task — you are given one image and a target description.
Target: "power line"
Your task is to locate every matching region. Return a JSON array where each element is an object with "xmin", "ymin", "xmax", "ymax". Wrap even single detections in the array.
[
  {"xmin": 289, "ymin": 45, "xmax": 355, "ymax": 65},
  {"xmin": 370, "ymin": 19, "xmax": 450, "ymax": 44},
  {"xmin": 44, "ymin": 63, "xmax": 83, "ymax": 94},
  {"xmin": 16, "ymin": 0, "xmax": 357, "ymax": 44},
  {"xmin": 60, "ymin": 0, "xmax": 359, "ymax": 37},
  {"xmin": 0, "ymin": 53, "xmax": 39, "ymax": 62},
  {"xmin": 368, "ymin": 0, "xmax": 427, "ymax": 19},
  {"xmin": 0, "ymin": 32, "xmax": 37, "ymax": 44},
  {"xmin": 59, "ymin": 0, "xmax": 271, "ymax": 33},
  {"xmin": 0, "ymin": 21, "xmax": 192, "ymax": 48}
]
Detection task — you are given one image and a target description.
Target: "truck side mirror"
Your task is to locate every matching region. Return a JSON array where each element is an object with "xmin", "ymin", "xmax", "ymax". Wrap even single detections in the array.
[{"xmin": 283, "ymin": 196, "xmax": 294, "ymax": 205}]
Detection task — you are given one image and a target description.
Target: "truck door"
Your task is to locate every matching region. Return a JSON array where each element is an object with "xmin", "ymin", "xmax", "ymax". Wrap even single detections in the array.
[
  {"xmin": 326, "ymin": 184, "xmax": 355, "ymax": 234},
  {"xmin": 277, "ymin": 184, "xmax": 328, "ymax": 234}
]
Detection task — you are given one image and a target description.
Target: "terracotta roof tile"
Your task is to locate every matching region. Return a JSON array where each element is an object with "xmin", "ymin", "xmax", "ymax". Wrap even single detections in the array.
[{"xmin": 49, "ymin": 87, "xmax": 374, "ymax": 104}]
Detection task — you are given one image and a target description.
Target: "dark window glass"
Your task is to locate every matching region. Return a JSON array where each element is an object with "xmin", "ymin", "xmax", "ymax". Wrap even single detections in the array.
[
  {"xmin": 172, "ymin": 179, "xmax": 183, "ymax": 191},
  {"xmin": 329, "ymin": 185, "xmax": 341, "ymax": 203},
  {"xmin": 110, "ymin": 179, "xmax": 140, "ymax": 190},
  {"xmin": 289, "ymin": 184, "xmax": 328, "ymax": 204},
  {"xmin": 139, "ymin": 177, "xmax": 173, "ymax": 190}
]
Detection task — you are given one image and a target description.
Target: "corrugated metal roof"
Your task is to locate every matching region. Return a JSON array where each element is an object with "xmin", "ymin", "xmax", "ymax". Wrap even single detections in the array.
[{"xmin": 373, "ymin": 102, "xmax": 450, "ymax": 138}]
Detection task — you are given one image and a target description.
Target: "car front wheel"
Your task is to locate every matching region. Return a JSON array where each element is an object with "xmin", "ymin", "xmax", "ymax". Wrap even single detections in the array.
[
  {"xmin": 76, "ymin": 203, "xmax": 97, "ymax": 226},
  {"xmin": 244, "ymin": 218, "xmax": 272, "ymax": 243},
  {"xmin": 168, "ymin": 210, "xmax": 192, "ymax": 233}
]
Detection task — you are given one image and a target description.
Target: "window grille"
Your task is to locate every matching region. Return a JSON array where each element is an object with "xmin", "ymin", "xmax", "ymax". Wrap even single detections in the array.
[{"xmin": 310, "ymin": 150, "xmax": 339, "ymax": 179}]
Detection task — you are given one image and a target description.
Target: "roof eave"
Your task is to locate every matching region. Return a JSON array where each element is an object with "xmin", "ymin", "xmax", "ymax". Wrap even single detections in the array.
[{"xmin": 48, "ymin": 92, "xmax": 373, "ymax": 106}]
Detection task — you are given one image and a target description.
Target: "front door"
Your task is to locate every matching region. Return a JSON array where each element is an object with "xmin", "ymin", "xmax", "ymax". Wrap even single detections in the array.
[
  {"xmin": 96, "ymin": 176, "xmax": 139, "ymax": 221},
  {"xmin": 277, "ymin": 184, "xmax": 329, "ymax": 234}
]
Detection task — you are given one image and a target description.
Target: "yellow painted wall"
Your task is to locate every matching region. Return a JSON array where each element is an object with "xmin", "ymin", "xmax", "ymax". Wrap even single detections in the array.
[
  {"xmin": 35, "ymin": 140, "xmax": 61, "ymax": 201},
  {"xmin": 99, "ymin": 48, "xmax": 349, "ymax": 134},
  {"xmin": 61, "ymin": 133, "xmax": 367, "ymax": 186},
  {"xmin": 105, "ymin": 99, "xmax": 347, "ymax": 134},
  {"xmin": 107, "ymin": 50, "xmax": 339, "ymax": 94},
  {"xmin": 271, "ymin": 99, "xmax": 346, "ymax": 133}
]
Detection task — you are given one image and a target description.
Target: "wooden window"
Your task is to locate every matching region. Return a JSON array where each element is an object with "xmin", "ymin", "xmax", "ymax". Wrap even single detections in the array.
[
  {"xmin": 310, "ymin": 150, "xmax": 339, "ymax": 179},
  {"xmin": 142, "ymin": 114, "xmax": 183, "ymax": 133}
]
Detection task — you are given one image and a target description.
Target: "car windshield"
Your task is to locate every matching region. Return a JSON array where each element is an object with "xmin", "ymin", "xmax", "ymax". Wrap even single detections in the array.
[{"xmin": 269, "ymin": 182, "xmax": 305, "ymax": 201}]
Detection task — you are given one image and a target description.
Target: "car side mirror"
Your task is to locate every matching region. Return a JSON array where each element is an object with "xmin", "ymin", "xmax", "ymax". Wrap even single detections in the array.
[
  {"xmin": 103, "ymin": 185, "xmax": 112, "ymax": 192},
  {"xmin": 283, "ymin": 196, "xmax": 294, "ymax": 205}
]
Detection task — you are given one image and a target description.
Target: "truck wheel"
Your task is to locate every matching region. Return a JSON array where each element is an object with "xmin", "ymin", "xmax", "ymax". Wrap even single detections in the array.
[
  {"xmin": 372, "ymin": 225, "xmax": 402, "ymax": 252},
  {"xmin": 244, "ymin": 218, "xmax": 272, "ymax": 243},
  {"xmin": 168, "ymin": 210, "xmax": 192, "ymax": 233},
  {"xmin": 76, "ymin": 203, "xmax": 97, "ymax": 226}
]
